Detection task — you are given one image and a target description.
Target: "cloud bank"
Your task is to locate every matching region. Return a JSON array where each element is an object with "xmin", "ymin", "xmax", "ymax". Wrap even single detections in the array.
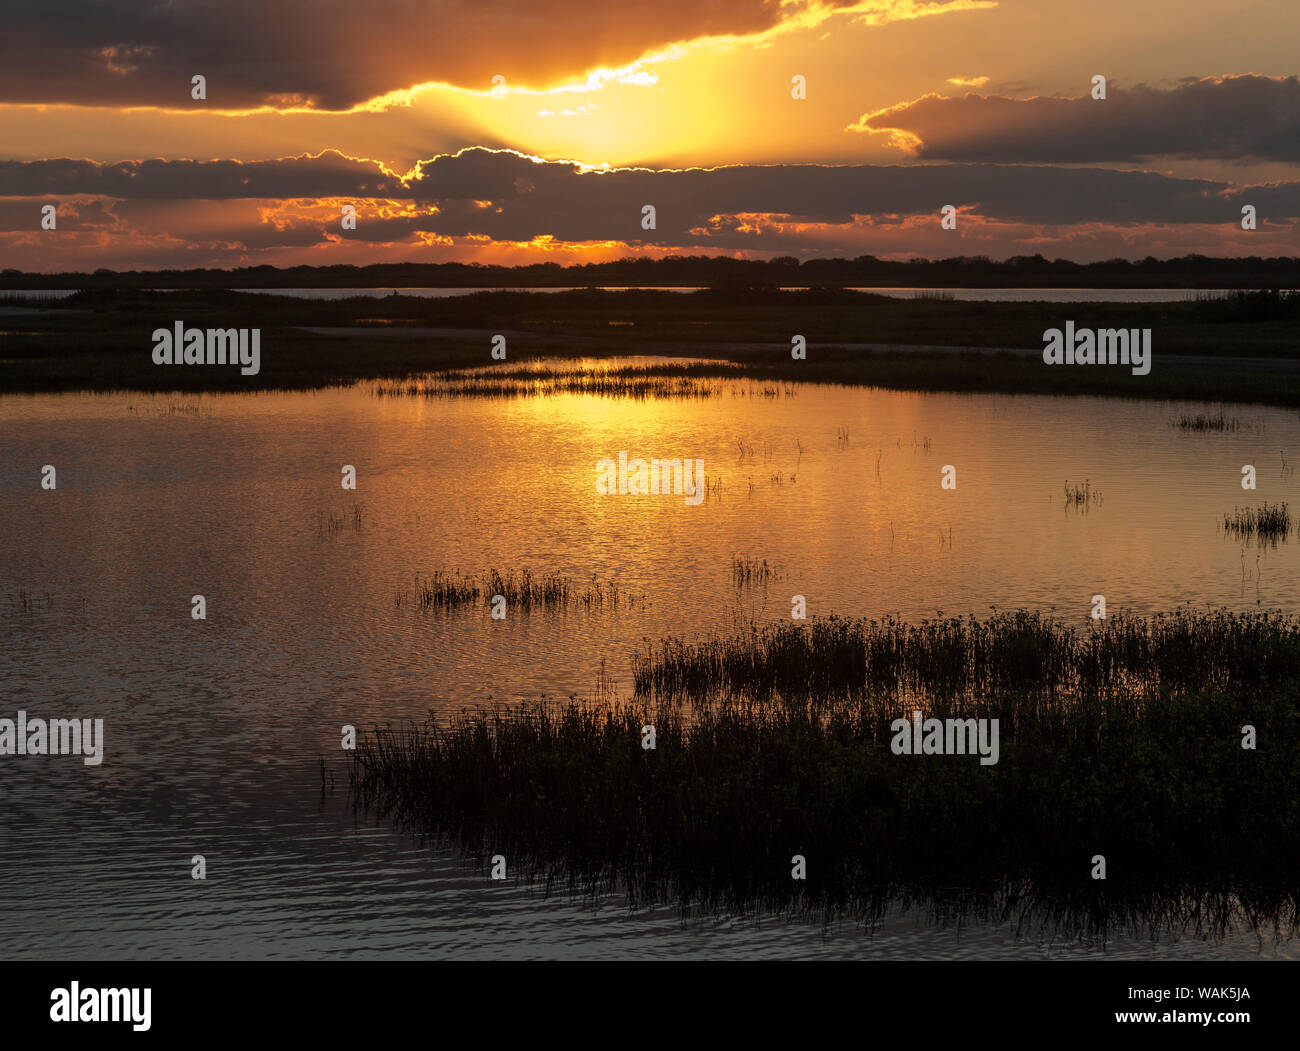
[
  {"xmin": 4, "ymin": 148, "xmax": 1296, "ymax": 229},
  {"xmin": 852, "ymin": 76, "xmax": 1300, "ymax": 163}
]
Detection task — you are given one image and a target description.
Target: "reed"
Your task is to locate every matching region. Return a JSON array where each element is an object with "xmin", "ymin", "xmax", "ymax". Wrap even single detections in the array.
[
  {"xmin": 1063, "ymin": 479, "xmax": 1101, "ymax": 509},
  {"xmin": 373, "ymin": 362, "xmax": 739, "ymax": 401},
  {"xmin": 317, "ymin": 502, "xmax": 364, "ymax": 536},
  {"xmin": 395, "ymin": 569, "xmax": 643, "ymax": 612},
  {"xmin": 631, "ymin": 608, "xmax": 1300, "ymax": 702},
  {"xmin": 124, "ymin": 398, "xmax": 202, "ymax": 417},
  {"xmin": 730, "ymin": 555, "xmax": 778, "ymax": 587},
  {"xmin": 488, "ymin": 569, "xmax": 568, "ymax": 609},
  {"xmin": 1191, "ymin": 287, "xmax": 1300, "ymax": 321},
  {"xmin": 401, "ymin": 570, "xmax": 479, "ymax": 610},
  {"xmin": 7, "ymin": 588, "xmax": 53, "ymax": 615},
  {"xmin": 1223, "ymin": 502, "xmax": 1291, "ymax": 544},
  {"xmin": 1173, "ymin": 412, "xmax": 1242, "ymax": 432},
  {"xmin": 351, "ymin": 654, "xmax": 1300, "ymax": 938}
]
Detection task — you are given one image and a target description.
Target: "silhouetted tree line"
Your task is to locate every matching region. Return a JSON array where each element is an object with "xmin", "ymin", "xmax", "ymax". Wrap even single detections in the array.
[{"xmin": 3, "ymin": 253, "xmax": 1300, "ymax": 289}]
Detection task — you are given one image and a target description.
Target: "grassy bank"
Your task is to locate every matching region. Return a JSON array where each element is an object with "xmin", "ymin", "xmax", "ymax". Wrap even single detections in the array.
[
  {"xmin": 4, "ymin": 287, "xmax": 1300, "ymax": 405},
  {"xmin": 352, "ymin": 609, "xmax": 1300, "ymax": 939}
]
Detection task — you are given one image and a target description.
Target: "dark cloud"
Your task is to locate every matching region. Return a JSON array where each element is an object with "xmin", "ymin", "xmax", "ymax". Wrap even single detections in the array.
[
  {"xmin": 3, "ymin": 148, "xmax": 1298, "ymax": 265},
  {"xmin": 406, "ymin": 150, "xmax": 1300, "ymax": 238},
  {"xmin": 0, "ymin": 196, "xmax": 120, "ymax": 231},
  {"xmin": 0, "ymin": 0, "xmax": 844, "ymax": 109},
  {"xmin": 3, "ymin": 148, "xmax": 1299, "ymax": 237},
  {"xmin": 110, "ymin": 199, "xmax": 336, "ymax": 249},
  {"xmin": 0, "ymin": 151, "xmax": 403, "ymax": 199},
  {"xmin": 856, "ymin": 76, "xmax": 1300, "ymax": 163}
]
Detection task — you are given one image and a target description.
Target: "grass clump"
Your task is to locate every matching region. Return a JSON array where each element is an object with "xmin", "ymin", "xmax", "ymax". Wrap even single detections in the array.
[
  {"xmin": 374, "ymin": 362, "xmax": 735, "ymax": 400},
  {"xmin": 1173, "ymin": 412, "xmax": 1243, "ymax": 432},
  {"xmin": 395, "ymin": 569, "xmax": 643, "ymax": 612},
  {"xmin": 1223, "ymin": 503, "xmax": 1291, "ymax": 545},
  {"xmin": 631, "ymin": 609, "xmax": 1300, "ymax": 701},
  {"xmin": 1063, "ymin": 479, "xmax": 1101, "ymax": 510},
  {"xmin": 352, "ymin": 655, "xmax": 1300, "ymax": 939},
  {"xmin": 6, "ymin": 588, "xmax": 53, "ymax": 615},
  {"xmin": 730, "ymin": 555, "xmax": 779, "ymax": 587},
  {"xmin": 317, "ymin": 502, "xmax": 364, "ymax": 536}
]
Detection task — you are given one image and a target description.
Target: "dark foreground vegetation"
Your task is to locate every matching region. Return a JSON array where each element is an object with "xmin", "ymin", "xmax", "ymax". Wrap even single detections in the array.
[
  {"xmin": 4, "ymin": 286, "xmax": 1300, "ymax": 405},
  {"xmin": 352, "ymin": 609, "xmax": 1300, "ymax": 942}
]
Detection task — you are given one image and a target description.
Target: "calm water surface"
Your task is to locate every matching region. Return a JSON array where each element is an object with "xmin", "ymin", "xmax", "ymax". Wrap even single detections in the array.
[{"xmin": 1, "ymin": 371, "xmax": 1296, "ymax": 958}]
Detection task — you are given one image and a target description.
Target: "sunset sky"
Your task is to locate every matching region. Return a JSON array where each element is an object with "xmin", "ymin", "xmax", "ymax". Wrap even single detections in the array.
[{"xmin": 2, "ymin": 0, "xmax": 1298, "ymax": 270}]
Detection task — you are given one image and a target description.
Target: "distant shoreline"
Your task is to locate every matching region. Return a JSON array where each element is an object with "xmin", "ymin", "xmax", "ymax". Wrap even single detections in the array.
[
  {"xmin": 2, "ymin": 252, "xmax": 1299, "ymax": 291},
  {"xmin": 0, "ymin": 286, "xmax": 1264, "ymax": 304},
  {"xmin": 2, "ymin": 286, "xmax": 1297, "ymax": 405}
]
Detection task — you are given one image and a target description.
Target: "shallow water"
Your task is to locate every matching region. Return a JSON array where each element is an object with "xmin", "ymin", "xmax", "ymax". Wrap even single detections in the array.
[{"xmin": 1, "ymin": 371, "xmax": 1297, "ymax": 959}]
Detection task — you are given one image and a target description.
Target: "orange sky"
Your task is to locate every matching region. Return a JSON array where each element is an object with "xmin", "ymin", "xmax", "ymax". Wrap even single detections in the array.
[{"xmin": 1, "ymin": 0, "xmax": 1298, "ymax": 270}]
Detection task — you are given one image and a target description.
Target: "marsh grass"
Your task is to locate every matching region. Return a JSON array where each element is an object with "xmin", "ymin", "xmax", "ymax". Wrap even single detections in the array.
[
  {"xmin": 488, "ymin": 569, "xmax": 573, "ymax": 610},
  {"xmin": 6, "ymin": 588, "xmax": 53, "ymax": 615},
  {"xmin": 1173, "ymin": 412, "xmax": 1243, "ymax": 432},
  {"xmin": 125, "ymin": 398, "xmax": 202, "ymax": 417},
  {"xmin": 317, "ymin": 502, "xmax": 364, "ymax": 536},
  {"xmin": 373, "ymin": 362, "xmax": 737, "ymax": 400},
  {"xmin": 631, "ymin": 608, "xmax": 1300, "ymax": 701},
  {"xmin": 1192, "ymin": 287, "xmax": 1300, "ymax": 321},
  {"xmin": 1223, "ymin": 503, "xmax": 1291, "ymax": 546},
  {"xmin": 395, "ymin": 569, "xmax": 643, "ymax": 612},
  {"xmin": 730, "ymin": 382, "xmax": 796, "ymax": 399},
  {"xmin": 405, "ymin": 570, "xmax": 479, "ymax": 610},
  {"xmin": 1063, "ymin": 479, "xmax": 1101, "ymax": 510},
  {"xmin": 731, "ymin": 555, "xmax": 779, "ymax": 587},
  {"xmin": 352, "ymin": 619, "xmax": 1300, "ymax": 939}
]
